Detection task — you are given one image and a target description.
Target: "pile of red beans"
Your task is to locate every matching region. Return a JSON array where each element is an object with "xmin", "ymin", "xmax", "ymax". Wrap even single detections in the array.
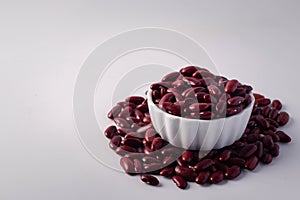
[
  {"xmin": 105, "ymin": 67, "xmax": 291, "ymax": 189},
  {"xmin": 150, "ymin": 66, "xmax": 253, "ymax": 119}
]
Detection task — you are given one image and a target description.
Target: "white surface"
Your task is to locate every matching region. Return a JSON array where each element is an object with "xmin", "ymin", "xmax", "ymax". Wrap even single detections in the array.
[
  {"xmin": 1, "ymin": 0, "xmax": 299, "ymax": 199},
  {"xmin": 148, "ymin": 89, "xmax": 254, "ymax": 150}
]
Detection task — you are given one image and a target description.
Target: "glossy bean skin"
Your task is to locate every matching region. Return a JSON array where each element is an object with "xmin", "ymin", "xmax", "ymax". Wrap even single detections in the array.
[
  {"xmin": 104, "ymin": 125, "xmax": 117, "ymax": 139},
  {"xmin": 272, "ymin": 99, "xmax": 282, "ymax": 110},
  {"xmin": 225, "ymin": 79, "xmax": 239, "ymax": 93},
  {"xmin": 244, "ymin": 155, "xmax": 259, "ymax": 171},
  {"xmin": 239, "ymin": 144, "xmax": 258, "ymax": 158},
  {"xmin": 172, "ymin": 175, "xmax": 188, "ymax": 189},
  {"xmin": 227, "ymin": 96, "xmax": 245, "ymax": 106},
  {"xmin": 194, "ymin": 159, "xmax": 214, "ymax": 171},
  {"xmin": 255, "ymin": 98, "xmax": 271, "ymax": 107},
  {"xmin": 181, "ymin": 150, "xmax": 194, "ymax": 163},
  {"xmin": 175, "ymin": 166, "xmax": 197, "ymax": 181},
  {"xmin": 227, "ymin": 157, "xmax": 245, "ymax": 167},
  {"xmin": 109, "ymin": 136, "xmax": 122, "ymax": 150},
  {"xmin": 160, "ymin": 166, "xmax": 174, "ymax": 177},
  {"xmin": 261, "ymin": 153, "xmax": 272, "ymax": 164},
  {"xmin": 140, "ymin": 174, "xmax": 159, "ymax": 186},
  {"xmin": 225, "ymin": 165, "xmax": 241, "ymax": 179},
  {"xmin": 122, "ymin": 138, "xmax": 142, "ymax": 148},
  {"xmin": 195, "ymin": 171, "xmax": 210, "ymax": 185},
  {"xmin": 151, "ymin": 137, "xmax": 165, "ymax": 151},
  {"xmin": 219, "ymin": 150, "xmax": 232, "ymax": 161},
  {"xmin": 210, "ymin": 171, "xmax": 224, "ymax": 184},
  {"xmin": 276, "ymin": 131, "xmax": 291, "ymax": 143},
  {"xmin": 277, "ymin": 112, "xmax": 289, "ymax": 126}
]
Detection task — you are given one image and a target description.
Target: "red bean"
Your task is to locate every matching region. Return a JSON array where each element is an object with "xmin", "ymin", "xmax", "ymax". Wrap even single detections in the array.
[
  {"xmin": 172, "ymin": 175, "xmax": 187, "ymax": 189},
  {"xmin": 151, "ymin": 137, "xmax": 165, "ymax": 151},
  {"xmin": 269, "ymin": 108, "xmax": 279, "ymax": 120},
  {"xmin": 108, "ymin": 105, "xmax": 122, "ymax": 119},
  {"xmin": 239, "ymin": 144, "xmax": 258, "ymax": 158},
  {"xmin": 255, "ymin": 141, "xmax": 264, "ymax": 159},
  {"xmin": 215, "ymin": 161, "xmax": 229, "ymax": 173},
  {"xmin": 277, "ymin": 112, "xmax": 289, "ymax": 126},
  {"xmin": 167, "ymin": 88, "xmax": 184, "ymax": 101},
  {"xmin": 194, "ymin": 159, "xmax": 214, "ymax": 171},
  {"xmin": 210, "ymin": 171, "xmax": 224, "ymax": 184},
  {"xmin": 162, "ymin": 102, "xmax": 181, "ymax": 116},
  {"xmin": 145, "ymin": 128, "xmax": 156, "ymax": 143},
  {"xmin": 262, "ymin": 135, "xmax": 274, "ymax": 149},
  {"xmin": 247, "ymin": 134, "xmax": 259, "ymax": 143},
  {"xmin": 180, "ymin": 66, "xmax": 201, "ymax": 76},
  {"xmin": 152, "ymin": 90, "xmax": 160, "ymax": 99},
  {"xmin": 256, "ymin": 115, "xmax": 270, "ymax": 129},
  {"xmin": 142, "ymin": 116, "xmax": 151, "ymax": 124},
  {"xmin": 233, "ymin": 87, "xmax": 246, "ymax": 96},
  {"xmin": 125, "ymin": 132, "xmax": 143, "ymax": 139},
  {"xmin": 122, "ymin": 138, "xmax": 142, "ymax": 148},
  {"xmin": 150, "ymin": 82, "xmax": 170, "ymax": 90},
  {"xmin": 225, "ymin": 79, "xmax": 239, "ymax": 93},
  {"xmin": 134, "ymin": 110, "xmax": 144, "ymax": 121},
  {"xmin": 244, "ymin": 155, "xmax": 259, "ymax": 171},
  {"xmin": 114, "ymin": 118, "xmax": 130, "ymax": 128},
  {"xmin": 227, "ymin": 157, "xmax": 245, "ymax": 167},
  {"xmin": 253, "ymin": 93, "xmax": 264, "ymax": 100},
  {"xmin": 261, "ymin": 105, "xmax": 270, "ymax": 115},
  {"xmin": 261, "ymin": 153, "xmax": 272, "ymax": 164},
  {"xmin": 270, "ymin": 144, "xmax": 280, "ymax": 157},
  {"xmin": 176, "ymin": 157, "xmax": 188, "ymax": 167},
  {"xmin": 225, "ymin": 165, "xmax": 241, "ymax": 179},
  {"xmin": 109, "ymin": 136, "xmax": 122, "ymax": 150},
  {"xmin": 126, "ymin": 96, "xmax": 145, "ymax": 105},
  {"xmin": 158, "ymin": 93, "xmax": 175, "ymax": 108},
  {"xmin": 266, "ymin": 130, "xmax": 280, "ymax": 142},
  {"xmin": 219, "ymin": 150, "xmax": 232, "ymax": 161},
  {"xmin": 162, "ymin": 71, "xmax": 181, "ymax": 82},
  {"xmin": 255, "ymin": 98, "xmax": 271, "ymax": 106},
  {"xmin": 160, "ymin": 166, "xmax": 174, "ymax": 177},
  {"xmin": 227, "ymin": 96, "xmax": 245, "ymax": 106},
  {"xmin": 181, "ymin": 150, "xmax": 194, "ymax": 163},
  {"xmin": 272, "ymin": 99, "xmax": 282, "ymax": 110},
  {"xmin": 195, "ymin": 171, "xmax": 210, "ymax": 185},
  {"xmin": 116, "ymin": 128, "xmax": 128, "ymax": 137},
  {"xmin": 189, "ymin": 103, "xmax": 211, "ymax": 111},
  {"xmin": 175, "ymin": 166, "xmax": 197, "ymax": 181},
  {"xmin": 227, "ymin": 106, "xmax": 243, "ymax": 116},
  {"xmin": 120, "ymin": 157, "xmax": 134, "ymax": 174},
  {"xmin": 203, "ymin": 93, "xmax": 218, "ymax": 103},
  {"xmin": 140, "ymin": 174, "xmax": 159, "ymax": 186},
  {"xmin": 276, "ymin": 131, "xmax": 291, "ymax": 143},
  {"xmin": 136, "ymin": 103, "xmax": 149, "ymax": 112},
  {"xmin": 104, "ymin": 125, "xmax": 117, "ymax": 139},
  {"xmin": 116, "ymin": 145, "xmax": 137, "ymax": 156}
]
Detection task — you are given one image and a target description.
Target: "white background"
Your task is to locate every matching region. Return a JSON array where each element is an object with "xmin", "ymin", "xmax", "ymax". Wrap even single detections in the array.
[{"xmin": 1, "ymin": 0, "xmax": 299, "ymax": 199}]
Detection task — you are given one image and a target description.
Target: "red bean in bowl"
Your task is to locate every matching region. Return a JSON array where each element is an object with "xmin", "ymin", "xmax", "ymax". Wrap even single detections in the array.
[{"xmin": 150, "ymin": 66, "xmax": 253, "ymax": 119}]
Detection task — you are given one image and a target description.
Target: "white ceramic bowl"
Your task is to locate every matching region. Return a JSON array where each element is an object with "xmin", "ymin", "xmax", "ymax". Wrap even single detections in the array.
[{"xmin": 147, "ymin": 89, "xmax": 254, "ymax": 151}]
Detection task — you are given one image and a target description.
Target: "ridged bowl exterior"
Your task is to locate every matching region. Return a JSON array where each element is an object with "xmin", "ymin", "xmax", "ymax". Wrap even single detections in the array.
[{"xmin": 147, "ymin": 89, "xmax": 254, "ymax": 150}]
